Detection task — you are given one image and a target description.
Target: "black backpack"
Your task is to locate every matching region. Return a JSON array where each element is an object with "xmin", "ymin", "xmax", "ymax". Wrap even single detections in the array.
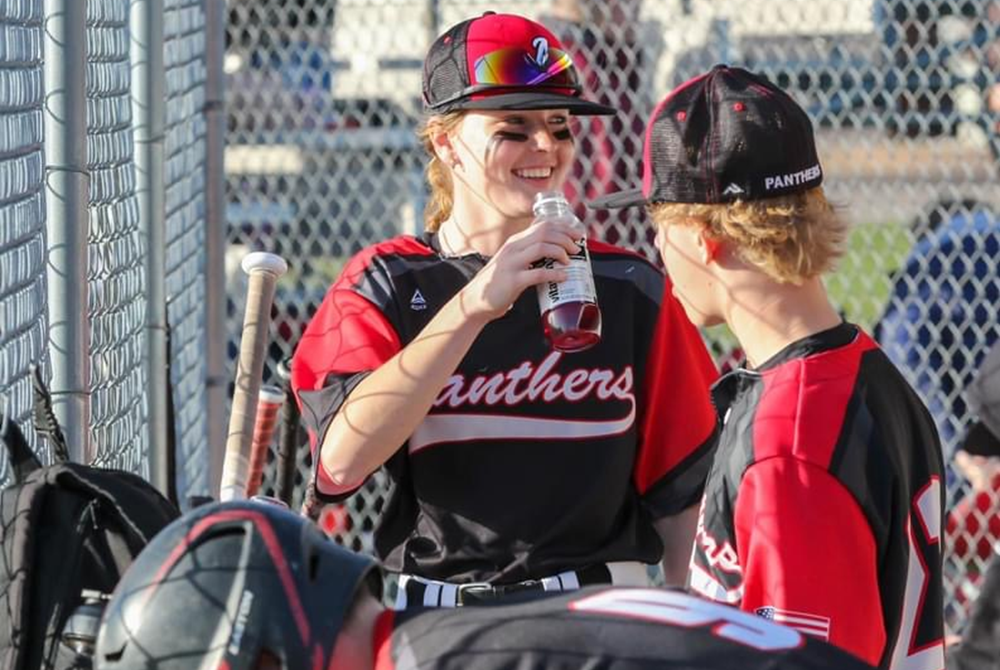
[{"xmin": 0, "ymin": 414, "xmax": 180, "ymax": 670}]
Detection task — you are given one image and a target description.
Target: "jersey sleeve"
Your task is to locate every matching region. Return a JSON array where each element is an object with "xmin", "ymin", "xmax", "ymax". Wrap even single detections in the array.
[
  {"xmin": 290, "ymin": 265, "xmax": 402, "ymax": 500},
  {"xmin": 634, "ymin": 276, "xmax": 720, "ymax": 517},
  {"xmin": 734, "ymin": 456, "xmax": 885, "ymax": 666}
]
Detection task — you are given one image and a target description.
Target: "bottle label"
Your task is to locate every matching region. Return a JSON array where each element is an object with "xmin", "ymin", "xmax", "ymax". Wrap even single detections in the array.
[{"xmin": 534, "ymin": 240, "xmax": 598, "ymax": 310}]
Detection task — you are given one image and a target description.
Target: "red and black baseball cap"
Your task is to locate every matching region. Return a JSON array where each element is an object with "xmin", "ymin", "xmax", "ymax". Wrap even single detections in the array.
[
  {"xmin": 422, "ymin": 12, "xmax": 614, "ymax": 116},
  {"xmin": 590, "ymin": 65, "xmax": 824, "ymax": 208}
]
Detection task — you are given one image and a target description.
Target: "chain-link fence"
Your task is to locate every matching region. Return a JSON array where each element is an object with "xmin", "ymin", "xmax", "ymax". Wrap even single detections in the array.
[
  {"xmin": 0, "ymin": 0, "xmax": 49, "ymax": 476},
  {"xmin": 1, "ymin": 0, "xmax": 995, "ymax": 641},
  {"xmin": 0, "ymin": 0, "xmax": 220, "ymax": 502},
  {"xmin": 87, "ymin": 0, "xmax": 149, "ymax": 472},
  {"xmin": 225, "ymin": 0, "xmax": 1000, "ymax": 632},
  {"xmin": 164, "ymin": 0, "xmax": 212, "ymax": 499}
]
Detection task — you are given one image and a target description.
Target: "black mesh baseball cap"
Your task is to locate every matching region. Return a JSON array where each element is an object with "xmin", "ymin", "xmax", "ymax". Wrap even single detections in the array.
[
  {"xmin": 422, "ymin": 12, "xmax": 614, "ymax": 116},
  {"xmin": 590, "ymin": 65, "xmax": 824, "ymax": 208}
]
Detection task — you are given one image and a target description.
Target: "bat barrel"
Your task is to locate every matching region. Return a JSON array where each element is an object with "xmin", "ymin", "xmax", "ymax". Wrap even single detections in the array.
[{"xmin": 219, "ymin": 252, "xmax": 287, "ymax": 502}]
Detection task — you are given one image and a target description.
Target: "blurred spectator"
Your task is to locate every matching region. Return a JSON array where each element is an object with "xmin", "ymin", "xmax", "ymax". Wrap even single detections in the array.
[
  {"xmin": 541, "ymin": 0, "xmax": 653, "ymax": 249},
  {"xmin": 966, "ymin": 335, "xmax": 1000, "ymax": 457},
  {"xmin": 947, "ymin": 340, "xmax": 1000, "ymax": 665},
  {"xmin": 874, "ymin": 200, "xmax": 1000, "ymax": 456},
  {"xmin": 875, "ymin": 200, "xmax": 998, "ymax": 627},
  {"xmin": 948, "ymin": 542, "xmax": 1000, "ymax": 668},
  {"xmin": 986, "ymin": 0, "xmax": 1000, "ymax": 166},
  {"xmin": 946, "ymin": 340, "xmax": 1000, "ymax": 626}
]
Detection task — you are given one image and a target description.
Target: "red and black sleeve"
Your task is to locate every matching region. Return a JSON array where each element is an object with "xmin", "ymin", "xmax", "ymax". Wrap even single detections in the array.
[
  {"xmin": 290, "ymin": 249, "xmax": 403, "ymax": 499},
  {"xmin": 735, "ymin": 457, "xmax": 885, "ymax": 666},
  {"xmin": 634, "ymin": 276, "xmax": 720, "ymax": 517}
]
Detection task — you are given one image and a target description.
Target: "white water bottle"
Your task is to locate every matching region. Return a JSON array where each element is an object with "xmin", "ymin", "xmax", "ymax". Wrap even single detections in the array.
[{"xmin": 531, "ymin": 191, "xmax": 602, "ymax": 353}]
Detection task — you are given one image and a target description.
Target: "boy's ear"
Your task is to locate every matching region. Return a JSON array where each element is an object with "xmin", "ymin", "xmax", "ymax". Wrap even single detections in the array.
[{"xmin": 697, "ymin": 228, "xmax": 723, "ymax": 264}]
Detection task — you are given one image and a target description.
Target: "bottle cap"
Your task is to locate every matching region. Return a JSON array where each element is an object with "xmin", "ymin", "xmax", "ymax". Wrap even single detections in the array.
[{"xmin": 533, "ymin": 191, "xmax": 571, "ymax": 216}]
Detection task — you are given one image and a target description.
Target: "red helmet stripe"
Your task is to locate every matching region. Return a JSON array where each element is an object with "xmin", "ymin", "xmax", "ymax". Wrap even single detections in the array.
[{"xmin": 140, "ymin": 509, "xmax": 313, "ymax": 649}]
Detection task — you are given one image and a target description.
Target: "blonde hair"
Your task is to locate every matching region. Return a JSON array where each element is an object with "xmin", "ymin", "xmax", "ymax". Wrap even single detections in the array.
[
  {"xmin": 647, "ymin": 187, "xmax": 848, "ymax": 284},
  {"xmin": 418, "ymin": 112, "xmax": 465, "ymax": 232}
]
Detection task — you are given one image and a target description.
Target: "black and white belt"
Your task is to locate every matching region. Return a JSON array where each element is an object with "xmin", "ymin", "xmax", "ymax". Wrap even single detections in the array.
[{"xmin": 393, "ymin": 561, "xmax": 651, "ymax": 609}]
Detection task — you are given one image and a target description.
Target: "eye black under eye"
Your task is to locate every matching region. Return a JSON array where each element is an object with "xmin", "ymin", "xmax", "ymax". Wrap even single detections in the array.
[{"xmin": 493, "ymin": 130, "xmax": 528, "ymax": 142}]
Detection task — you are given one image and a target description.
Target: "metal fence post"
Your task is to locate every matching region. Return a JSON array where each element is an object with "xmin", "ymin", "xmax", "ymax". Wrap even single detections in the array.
[
  {"xmin": 43, "ymin": 0, "xmax": 91, "ymax": 463},
  {"xmin": 204, "ymin": 0, "xmax": 229, "ymax": 497},
  {"xmin": 131, "ymin": 0, "xmax": 170, "ymax": 495}
]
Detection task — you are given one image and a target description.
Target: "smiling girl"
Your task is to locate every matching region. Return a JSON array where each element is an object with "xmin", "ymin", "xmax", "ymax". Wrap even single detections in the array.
[{"xmin": 291, "ymin": 12, "xmax": 719, "ymax": 606}]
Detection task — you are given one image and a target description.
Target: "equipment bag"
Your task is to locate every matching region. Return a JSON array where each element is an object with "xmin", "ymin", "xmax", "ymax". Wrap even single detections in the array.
[{"xmin": 0, "ymin": 415, "xmax": 180, "ymax": 670}]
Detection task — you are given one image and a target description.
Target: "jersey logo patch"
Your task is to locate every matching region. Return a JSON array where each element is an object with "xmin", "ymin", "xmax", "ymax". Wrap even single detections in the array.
[
  {"xmin": 755, "ymin": 607, "xmax": 830, "ymax": 641},
  {"xmin": 410, "ymin": 289, "xmax": 427, "ymax": 311}
]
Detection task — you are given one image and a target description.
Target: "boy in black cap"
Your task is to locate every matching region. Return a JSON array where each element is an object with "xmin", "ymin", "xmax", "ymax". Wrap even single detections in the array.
[{"xmin": 592, "ymin": 65, "xmax": 946, "ymax": 668}]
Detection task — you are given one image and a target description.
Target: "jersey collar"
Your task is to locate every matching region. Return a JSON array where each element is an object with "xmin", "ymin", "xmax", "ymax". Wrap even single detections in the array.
[
  {"xmin": 710, "ymin": 322, "xmax": 859, "ymax": 415},
  {"xmin": 754, "ymin": 322, "xmax": 859, "ymax": 373},
  {"xmin": 422, "ymin": 231, "xmax": 490, "ymax": 262}
]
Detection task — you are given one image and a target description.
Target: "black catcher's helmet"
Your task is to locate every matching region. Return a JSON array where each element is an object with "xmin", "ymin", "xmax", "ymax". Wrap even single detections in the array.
[{"xmin": 95, "ymin": 500, "xmax": 380, "ymax": 669}]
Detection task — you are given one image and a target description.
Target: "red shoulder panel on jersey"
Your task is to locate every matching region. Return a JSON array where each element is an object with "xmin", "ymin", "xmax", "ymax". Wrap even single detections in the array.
[
  {"xmin": 290, "ymin": 236, "xmax": 428, "ymax": 398},
  {"xmin": 753, "ymin": 332, "xmax": 877, "ymax": 469},
  {"xmin": 291, "ymin": 289, "xmax": 402, "ymax": 397}
]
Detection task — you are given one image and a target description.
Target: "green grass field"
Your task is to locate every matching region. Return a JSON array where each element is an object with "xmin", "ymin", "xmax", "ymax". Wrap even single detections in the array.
[
  {"xmin": 701, "ymin": 220, "xmax": 915, "ymax": 364},
  {"xmin": 826, "ymin": 221, "xmax": 914, "ymax": 330}
]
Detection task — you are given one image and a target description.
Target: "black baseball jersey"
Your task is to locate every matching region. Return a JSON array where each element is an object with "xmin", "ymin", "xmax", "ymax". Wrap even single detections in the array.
[
  {"xmin": 687, "ymin": 323, "xmax": 945, "ymax": 668},
  {"xmin": 372, "ymin": 587, "xmax": 875, "ymax": 669},
  {"xmin": 291, "ymin": 233, "xmax": 719, "ymax": 583}
]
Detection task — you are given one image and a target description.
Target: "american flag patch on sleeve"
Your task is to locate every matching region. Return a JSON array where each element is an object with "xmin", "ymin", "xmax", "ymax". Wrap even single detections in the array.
[{"xmin": 754, "ymin": 606, "xmax": 831, "ymax": 641}]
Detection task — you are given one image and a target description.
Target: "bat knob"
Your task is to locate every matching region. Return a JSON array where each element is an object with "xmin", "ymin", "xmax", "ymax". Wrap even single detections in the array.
[
  {"xmin": 218, "ymin": 485, "xmax": 246, "ymax": 503},
  {"xmin": 241, "ymin": 251, "xmax": 288, "ymax": 277},
  {"xmin": 258, "ymin": 385, "xmax": 286, "ymax": 404},
  {"xmin": 276, "ymin": 357, "xmax": 293, "ymax": 382}
]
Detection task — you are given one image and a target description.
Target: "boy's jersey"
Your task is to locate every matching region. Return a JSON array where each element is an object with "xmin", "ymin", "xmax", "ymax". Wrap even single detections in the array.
[
  {"xmin": 375, "ymin": 587, "xmax": 876, "ymax": 670},
  {"xmin": 291, "ymin": 233, "xmax": 719, "ymax": 583},
  {"xmin": 688, "ymin": 323, "xmax": 945, "ymax": 669}
]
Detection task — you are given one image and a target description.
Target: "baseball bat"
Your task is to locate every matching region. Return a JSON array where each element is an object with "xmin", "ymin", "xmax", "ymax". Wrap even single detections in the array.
[
  {"xmin": 245, "ymin": 384, "xmax": 286, "ymax": 498},
  {"xmin": 219, "ymin": 252, "xmax": 288, "ymax": 502},
  {"xmin": 275, "ymin": 358, "xmax": 299, "ymax": 507}
]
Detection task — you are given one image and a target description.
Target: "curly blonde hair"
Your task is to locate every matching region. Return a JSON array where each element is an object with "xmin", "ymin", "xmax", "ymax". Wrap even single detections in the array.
[
  {"xmin": 647, "ymin": 187, "xmax": 848, "ymax": 284},
  {"xmin": 417, "ymin": 112, "xmax": 465, "ymax": 232}
]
